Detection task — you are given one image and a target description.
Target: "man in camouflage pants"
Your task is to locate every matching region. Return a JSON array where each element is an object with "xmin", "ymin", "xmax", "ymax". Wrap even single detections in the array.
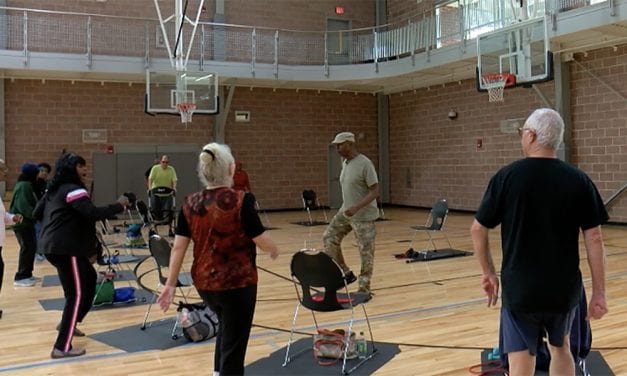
[{"xmin": 323, "ymin": 132, "xmax": 379, "ymax": 297}]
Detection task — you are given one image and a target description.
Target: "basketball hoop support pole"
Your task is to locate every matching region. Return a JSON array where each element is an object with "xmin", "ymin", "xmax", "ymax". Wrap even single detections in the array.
[{"xmin": 153, "ymin": 0, "xmax": 206, "ymax": 71}]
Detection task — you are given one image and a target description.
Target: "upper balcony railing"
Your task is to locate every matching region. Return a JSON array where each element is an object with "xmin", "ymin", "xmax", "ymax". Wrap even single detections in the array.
[{"xmin": 0, "ymin": 0, "xmax": 608, "ymax": 76}]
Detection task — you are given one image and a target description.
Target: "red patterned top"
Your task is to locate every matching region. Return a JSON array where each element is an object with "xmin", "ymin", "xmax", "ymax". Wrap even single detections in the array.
[{"xmin": 181, "ymin": 187, "xmax": 258, "ymax": 291}]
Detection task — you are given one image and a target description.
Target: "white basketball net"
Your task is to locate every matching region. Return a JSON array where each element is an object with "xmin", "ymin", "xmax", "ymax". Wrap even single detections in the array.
[
  {"xmin": 176, "ymin": 103, "xmax": 197, "ymax": 123},
  {"xmin": 481, "ymin": 74, "xmax": 508, "ymax": 103}
]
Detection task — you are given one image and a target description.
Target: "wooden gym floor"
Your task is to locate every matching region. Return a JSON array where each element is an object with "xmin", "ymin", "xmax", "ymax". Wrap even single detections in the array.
[{"xmin": 0, "ymin": 207, "xmax": 626, "ymax": 375}]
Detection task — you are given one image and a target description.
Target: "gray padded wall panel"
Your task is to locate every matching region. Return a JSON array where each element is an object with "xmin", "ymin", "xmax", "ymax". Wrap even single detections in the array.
[
  {"xmin": 92, "ymin": 145, "xmax": 203, "ymax": 208},
  {"xmin": 92, "ymin": 153, "xmax": 117, "ymax": 207}
]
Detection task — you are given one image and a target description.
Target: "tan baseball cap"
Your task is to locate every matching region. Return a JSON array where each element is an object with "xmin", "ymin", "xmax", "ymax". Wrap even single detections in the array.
[{"xmin": 331, "ymin": 132, "xmax": 355, "ymax": 144}]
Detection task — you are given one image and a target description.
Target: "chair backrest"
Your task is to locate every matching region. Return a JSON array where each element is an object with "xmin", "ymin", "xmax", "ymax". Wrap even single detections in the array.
[
  {"xmin": 148, "ymin": 235, "xmax": 172, "ymax": 282},
  {"xmin": 291, "ymin": 250, "xmax": 346, "ymax": 312},
  {"xmin": 302, "ymin": 190, "xmax": 318, "ymax": 210},
  {"xmin": 425, "ymin": 199, "xmax": 449, "ymax": 230}
]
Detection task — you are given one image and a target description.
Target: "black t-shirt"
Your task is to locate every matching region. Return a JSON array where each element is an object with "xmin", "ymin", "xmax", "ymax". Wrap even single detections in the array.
[
  {"xmin": 176, "ymin": 192, "xmax": 265, "ymax": 239},
  {"xmin": 145, "ymin": 166, "xmax": 154, "ymax": 180},
  {"xmin": 475, "ymin": 158, "xmax": 608, "ymax": 312},
  {"xmin": 33, "ymin": 178, "xmax": 47, "ymax": 200}
]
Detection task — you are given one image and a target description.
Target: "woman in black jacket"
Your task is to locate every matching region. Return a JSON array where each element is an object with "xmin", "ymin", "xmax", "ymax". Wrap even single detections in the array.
[{"xmin": 34, "ymin": 153, "xmax": 128, "ymax": 359}]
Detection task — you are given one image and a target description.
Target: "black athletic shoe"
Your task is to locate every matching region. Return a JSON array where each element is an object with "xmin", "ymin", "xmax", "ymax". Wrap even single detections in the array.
[
  {"xmin": 344, "ymin": 271, "xmax": 357, "ymax": 284},
  {"xmin": 357, "ymin": 288, "xmax": 373, "ymax": 302}
]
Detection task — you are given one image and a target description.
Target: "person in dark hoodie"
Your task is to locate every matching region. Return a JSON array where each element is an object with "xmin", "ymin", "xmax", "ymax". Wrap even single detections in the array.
[
  {"xmin": 33, "ymin": 152, "xmax": 128, "ymax": 359},
  {"xmin": 34, "ymin": 162, "xmax": 52, "ymax": 263},
  {"xmin": 10, "ymin": 163, "xmax": 40, "ymax": 287}
]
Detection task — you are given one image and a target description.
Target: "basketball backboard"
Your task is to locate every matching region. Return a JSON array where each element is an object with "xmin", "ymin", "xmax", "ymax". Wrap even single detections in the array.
[
  {"xmin": 476, "ymin": 16, "xmax": 553, "ymax": 91},
  {"xmin": 145, "ymin": 70, "xmax": 219, "ymax": 115}
]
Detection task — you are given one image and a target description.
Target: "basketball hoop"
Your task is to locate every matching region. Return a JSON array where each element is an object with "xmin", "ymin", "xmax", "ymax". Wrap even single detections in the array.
[
  {"xmin": 480, "ymin": 74, "xmax": 508, "ymax": 103},
  {"xmin": 480, "ymin": 73, "xmax": 517, "ymax": 103},
  {"xmin": 176, "ymin": 103, "xmax": 197, "ymax": 123}
]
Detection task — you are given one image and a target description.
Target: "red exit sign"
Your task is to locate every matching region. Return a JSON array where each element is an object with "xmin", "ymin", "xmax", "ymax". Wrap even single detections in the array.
[{"xmin": 335, "ymin": 6, "xmax": 344, "ymax": 15}]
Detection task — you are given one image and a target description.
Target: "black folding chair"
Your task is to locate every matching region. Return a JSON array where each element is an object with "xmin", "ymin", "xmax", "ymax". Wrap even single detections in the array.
[
  {"xmin": 283, "ymin": 249, "xmax": 377, "ymax": 375},
  {"xmin": 408, "ymin": 198, "xmax": 453, "ymax": 251},
  {"xmin": 301, "ymin": 190, "xmax": 328, "ymax": 225}
]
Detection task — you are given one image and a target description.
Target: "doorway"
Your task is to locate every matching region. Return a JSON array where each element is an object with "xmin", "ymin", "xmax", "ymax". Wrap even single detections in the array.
[
  {"xmin": 327, "ymin": 18, "xmax": 351, "ymax": 65},
  {"xmin": 327, "ymin": 145, "xmax": 343, "ymax": 208}
]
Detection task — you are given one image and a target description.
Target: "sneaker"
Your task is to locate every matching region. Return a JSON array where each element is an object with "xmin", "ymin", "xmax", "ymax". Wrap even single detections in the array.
[
  {"xmin": 35, "ymin": 254, "xmax": 46, "ymax": 263},
  {"xmin": 357, "ymin": 288, "xmax": 373, "ymax": 302},
  {"xmin": 50, "ymin": 347, "xmax": 86, "ymax": 359},
  {"xmin": 13, "ymin": 278, "xmax": 35, "ymax": 287},
  {"xmin": 344, "ymin": 271, "xmax": 357, "ymax": 284},
  {"xmin": 29, "ymin": 276, "xmax": 41, "ymax": 282},
  {"xmin": 56, "ymin": 323, "xmax": 85, "ymax": 337}
]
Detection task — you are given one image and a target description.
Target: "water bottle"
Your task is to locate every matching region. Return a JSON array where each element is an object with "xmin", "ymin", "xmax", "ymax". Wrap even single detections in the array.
[
  {"xmin": 356, "ymin": 331, "xmax": 367, "ymax": 359},
  {"xmin": 180, "ymin": 308, "xmax": 190, "ymax": 328}
]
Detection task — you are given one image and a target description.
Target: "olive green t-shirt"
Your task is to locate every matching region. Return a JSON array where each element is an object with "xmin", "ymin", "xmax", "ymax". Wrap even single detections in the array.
[
  {"xmin": 339, "ymin": 153, "xmax": 379, "ymax": 221},
  {"xmin": 149, "ymin": 165, "xmax": 178, "ymax": 195}
]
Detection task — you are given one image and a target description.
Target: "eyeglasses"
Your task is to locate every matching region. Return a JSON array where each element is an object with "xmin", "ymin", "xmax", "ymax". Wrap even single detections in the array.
[
  {"xmin": 517, "ymin": 127, "xmax": 534, "ymax": 137},
  {"xmin": 161, "ymin": 160, "xmax": 169, "ymax": 164}
]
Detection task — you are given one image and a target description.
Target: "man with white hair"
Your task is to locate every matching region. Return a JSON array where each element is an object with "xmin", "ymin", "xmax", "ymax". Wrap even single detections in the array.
[
  {"xmin": 471, "ymin": 108, "xmax": 608, "ymax": 375},
  {"xmin": 323, "ymin": 131, "xmax": 379, "ymax": 299}
]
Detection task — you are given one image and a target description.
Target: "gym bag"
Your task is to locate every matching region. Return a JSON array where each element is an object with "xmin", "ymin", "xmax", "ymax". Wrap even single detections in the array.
[
  {"xmin": 93, "ymin": 279, "xmax": 115, "ymax": 306},
  {"xmin": 313, "ymin": 328, "xmax": 357, "ymax": 365},
  {"xmin": 177, "ymin": 302, "xmax": 219, "ymax": 342}
]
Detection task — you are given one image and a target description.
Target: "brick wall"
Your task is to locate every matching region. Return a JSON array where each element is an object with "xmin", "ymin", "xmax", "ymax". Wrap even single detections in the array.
[
  {"xmin": 7, "ymin": 0, "xmax": 374, "ymax": 29},
  {"xmin": 2, "ymin": 1, "xmax": 626, "ymax": 222},
  {"xmin": 4, "ymin": 80, "xmax": 378, "ymax": 210},
  {"xmin": 570, "ymin": 46, "xmax": 627, "ymax": 223},
  {"xmin": 5, "ymin": 0, "xmax": 207, "ymax": 18},
  {"xmin": 387, "ymin": 0, "xmax": 434, "ymax": 24},
  {"xmin": 389, "ymin": 79, "xmax": 549, "ymax": 210},
  {"xmin": 223, "ymin": 0, "xmax": 375, "ymax": 30},
  {"xmin": 224, "ymin": 88, "xmax": 378, "ymax": 209},
  {"xmin": 4, "ymin": 79, "xmax": 214, "ymax": 183},
  {"xmin": 5, "ymin": 1, "xmax": 376, "ymax": 70},
  {"xmin": 389, "ymin": 45, "xmax": 627, "ymax": 222}
]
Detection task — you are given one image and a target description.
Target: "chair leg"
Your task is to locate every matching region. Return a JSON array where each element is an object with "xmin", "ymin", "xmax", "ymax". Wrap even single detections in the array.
[
  {"xmin": 426, "ymin": 232, "xmax": 438, "ymax": 251},
  {"xmin": 342, "ymin": 304, "xmax": 379, "ymax": 375},
  {"xmin": 306, "ymin": 208, "xmax": 313, "ymax": 225},
  {"xmin": 169, "ymin": 286, "xmax": 189, "ymax": 339},
  {"xmin": 171, "ymin": 311, "xmax": 180, "ymax": 340},
  {"xmin": 361, "ymin": 305, "xmax": 377, "ymax": 352},
  {"xmin": 443, "ymin": 233, "xmax": 453, "ymax": 249},
  {"xmin": 319, "ymin": 199, "xmax": 328, "ymax": 222},
  {"xmin": 141, "ymin": 293, "xmax": 158, "ymax": 330},
  {"xmin": 282, "ymin": 303, "xmax": 301, "ymax": 367}
]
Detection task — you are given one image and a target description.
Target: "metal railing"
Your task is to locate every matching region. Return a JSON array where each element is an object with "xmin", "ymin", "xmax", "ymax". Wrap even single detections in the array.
[{"xmin": 0, "ymin": 0, "xmax": 608, "ymax": 74}]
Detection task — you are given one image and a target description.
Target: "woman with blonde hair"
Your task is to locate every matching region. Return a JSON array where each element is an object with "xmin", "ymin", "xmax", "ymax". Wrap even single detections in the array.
[{"xmin": 158, "ymin": 142, "xmax": 279, "ymax": 375}]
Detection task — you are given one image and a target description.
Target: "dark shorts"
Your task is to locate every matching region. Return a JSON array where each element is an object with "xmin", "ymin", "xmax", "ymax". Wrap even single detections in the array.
[{"xmin": 500, "ymin": 306, "xmax": 577, "ymax": 356}]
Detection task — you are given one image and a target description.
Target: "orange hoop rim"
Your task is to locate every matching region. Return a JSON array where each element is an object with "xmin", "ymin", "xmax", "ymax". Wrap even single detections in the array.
[
  {"xmin": 176, "ymin": 102, "xmax": 197, "ymax": 123},
  {"xmin": 480, "ymin": 73, "xmax": 516, "ymax": 87},
  {"xmin": 176, "ymin": 102, "xmax": 197, "ymax": 111}
]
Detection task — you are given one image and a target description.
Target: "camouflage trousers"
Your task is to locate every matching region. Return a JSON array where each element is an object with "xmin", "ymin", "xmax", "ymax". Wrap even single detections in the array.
[{"xmin": 322, "ymin": 213, "xmax": 376, "ymax": 292}]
